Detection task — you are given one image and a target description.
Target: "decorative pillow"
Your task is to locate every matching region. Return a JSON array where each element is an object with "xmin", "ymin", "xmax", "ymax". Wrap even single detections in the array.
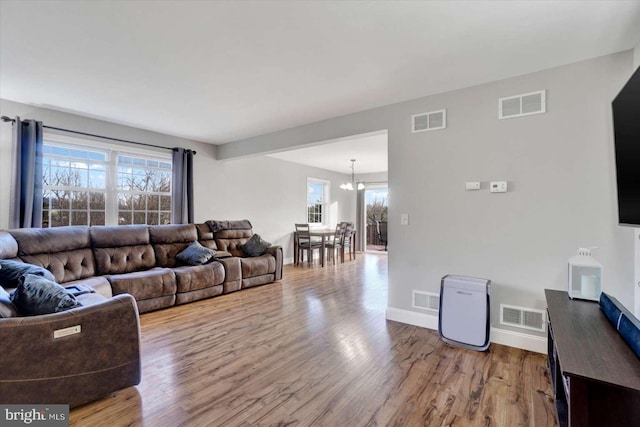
[
  {"xmin": 176, "ymin": 241, "xmax": 216, "ymax": 266},
  {"xmin": 0, "ymin": 259, "xmax": 56, "ymax": 288},
  {"xmin": 10, "ymin": 274, "xmax": 82, "ymax": 316},
  {"xmin": 0, "ymin": 286, "xmax": 19, "ymax": 318},
  {"xmin": 239, "ymin": 234, "xmax": 272, "ymax": 257}
]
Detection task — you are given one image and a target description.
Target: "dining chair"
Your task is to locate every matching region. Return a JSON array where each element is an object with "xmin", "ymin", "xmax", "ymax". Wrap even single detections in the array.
[
  {"xmin": 340, "ymin": 223, "xmax": 355, "ymax": 263},
  {"xmin": 295, "ymin": 223, "xmax": 322, "ymax": 265},
  {"xmin": 376, "ymin": 220, "xmax": 388, "ymax": 251},
  {"xmin": 325, "ymin": 223, "xmax": 346, "ymax": 265}
]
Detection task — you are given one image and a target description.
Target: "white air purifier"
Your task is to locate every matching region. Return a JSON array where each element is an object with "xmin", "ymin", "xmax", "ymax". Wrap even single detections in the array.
[{"xmin": 438, "ymin": 275, "xmax": 491, "ymax": 351}]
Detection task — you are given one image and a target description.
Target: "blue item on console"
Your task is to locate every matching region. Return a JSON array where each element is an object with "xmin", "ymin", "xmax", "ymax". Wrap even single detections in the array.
[
  {"xmin": 599, "ymin": 292, "xmax": 640, "ymax": 359},
  {"xmin": 600, "ymin": 292, "xmax": 623, "ymax": 328},
  {"xmin": 618, "ymin": 314, "xmax": 640, "ymax": 359}
]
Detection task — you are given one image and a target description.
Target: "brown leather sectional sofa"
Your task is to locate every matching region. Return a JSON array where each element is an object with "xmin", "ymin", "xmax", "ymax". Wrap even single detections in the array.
[{"xmin": 0, "ymin": 220, "xmax": 282, "ymax": 407}]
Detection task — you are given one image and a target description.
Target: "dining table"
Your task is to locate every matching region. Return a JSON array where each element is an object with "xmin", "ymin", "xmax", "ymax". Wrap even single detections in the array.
[{"xmin": 293, "ymin": 228, "xmax": 356, "ymax": 267}]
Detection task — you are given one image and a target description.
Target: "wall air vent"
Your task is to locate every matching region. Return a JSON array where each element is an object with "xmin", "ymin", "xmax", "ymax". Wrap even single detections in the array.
[
  {"xmin": 500, "ymin": 304, "xmax": 546, "ymax": 332},
  {"xmin": 499, "ymin": 90, "xmax": 546, "ymax": 119},
  {"xmin": 412, "ymin": 290, "xmax": 440, "ymax": 311},
  {"xmin": 412, "ymin": 109, "xmax": 447, "ymax": 133}
]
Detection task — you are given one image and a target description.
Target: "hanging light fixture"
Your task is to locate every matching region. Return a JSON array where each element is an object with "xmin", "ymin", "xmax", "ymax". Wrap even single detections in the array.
[{"xmin": 340, "ymin": 159, "xmax": 365, "ymax": 191}]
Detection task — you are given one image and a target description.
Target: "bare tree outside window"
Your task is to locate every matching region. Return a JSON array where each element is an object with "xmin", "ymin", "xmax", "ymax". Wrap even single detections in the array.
[{"xmin": 42, "ymin": 143, "xmax": 171, "ymax": 227}]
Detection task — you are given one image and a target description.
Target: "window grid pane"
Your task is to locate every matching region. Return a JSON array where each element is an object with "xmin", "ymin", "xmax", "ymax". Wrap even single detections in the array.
[
  {"xmin": 43, "ymin": 142, "xmax": 172, "ymax": 227},
  {"xmin": 307, "ymin": 179, "xmax": 329, "ymax": 224}
]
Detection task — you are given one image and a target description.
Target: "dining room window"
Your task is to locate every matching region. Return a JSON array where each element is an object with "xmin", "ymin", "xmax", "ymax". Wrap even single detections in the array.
[{"xmin": 307, "ymin": 178, "xmax": 330, "ymax": 225}]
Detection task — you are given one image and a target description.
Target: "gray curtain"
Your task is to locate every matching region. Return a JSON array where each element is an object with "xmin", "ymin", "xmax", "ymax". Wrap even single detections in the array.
[
  {"xmin": 171, "ymin": 148, "xmax": 195, "ymax": 224},
  {"xmin": 10, "ymin": 117, "xmax": 44, "ymax": 229},
  {"xmin": 356, "ymin": 188, "xmax": 366, "ymax": 252}
]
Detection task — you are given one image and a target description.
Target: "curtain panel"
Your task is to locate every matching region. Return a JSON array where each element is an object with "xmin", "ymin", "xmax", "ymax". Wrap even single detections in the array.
[
  {"xmin": 171, "ymin": 148, "xmax": 195, "ymax": 224},
  {"xmin": 356, "ymin": 188, "xmax": 366, "ymax": 252},
  {"xmin": 10, "ymin": 117, "xmax": 44, "ymax": 229}
]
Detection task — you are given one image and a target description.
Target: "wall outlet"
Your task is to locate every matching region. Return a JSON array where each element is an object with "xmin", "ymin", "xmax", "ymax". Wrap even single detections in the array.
[
  {"xmin": 490, "ymin": 181, "xmax": 508, "ymax": 193},
  {"xmin": 465, "ymin": 182, "xmax": 480, "ymax": 190},
  {"xmin": 400, "ymin": 214, "xmax": 409, "ymax": 225}
]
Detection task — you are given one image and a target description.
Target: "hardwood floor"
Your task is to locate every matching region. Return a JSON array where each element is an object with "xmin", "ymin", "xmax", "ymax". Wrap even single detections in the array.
[{"xmin": 70, "ymin": 254, "xmax": 556, "ymax": 427}]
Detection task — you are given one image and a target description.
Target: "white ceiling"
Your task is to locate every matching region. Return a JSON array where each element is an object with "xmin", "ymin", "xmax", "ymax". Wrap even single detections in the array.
[
  {"xmin": 1, "ymin": 1, "xmax": 639, "ymax": 145},
  {"xmin": 268, "ymin": 132, "xmax": 388, "ymax": 175}
]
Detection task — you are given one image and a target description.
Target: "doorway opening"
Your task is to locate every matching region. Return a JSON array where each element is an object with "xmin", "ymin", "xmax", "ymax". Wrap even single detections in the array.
[{"xmin": 365, "ymin": 185, "xmax": 388, "ymax": 253}]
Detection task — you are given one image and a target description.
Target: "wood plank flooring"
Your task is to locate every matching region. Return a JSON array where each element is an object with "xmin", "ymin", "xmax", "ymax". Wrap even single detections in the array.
[{"xmin": 70, "ymin": 254, "xmax": 556, "ymax": 427}]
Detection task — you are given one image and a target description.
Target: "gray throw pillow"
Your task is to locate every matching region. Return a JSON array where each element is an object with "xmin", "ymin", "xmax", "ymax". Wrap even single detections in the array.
[
  {"xmin": 0, "ymin": 259, "xmax": 56, "ymax": 288},
  {"xmin": 176, "ymin": 241, "xmax": 216, "ymax": 266},
  {"xmin": 240, "ymin": 234, "xmax": 272, "ymax": 257},
  {"xmin": 11, "ymin": 274, "xmax": 82, "ymax": 316}
]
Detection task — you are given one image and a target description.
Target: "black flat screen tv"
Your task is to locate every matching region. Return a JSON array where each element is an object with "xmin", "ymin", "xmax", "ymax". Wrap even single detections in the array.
[{"xmin": 612, "ymin": 66, "xmax": 640, "ymax": 226}]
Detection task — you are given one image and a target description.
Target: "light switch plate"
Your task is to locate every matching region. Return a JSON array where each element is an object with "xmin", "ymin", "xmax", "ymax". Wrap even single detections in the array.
[
  {"xmin": 465, "ymin": 182, "xmax": 480, "ymax": 190},
  {"xmin": 400, "ymin": 214, "xmax": 409, "ymax": 225},
  {"xmin": 490, "ymin": 181, "xmax": 508, "ymax": 193}
]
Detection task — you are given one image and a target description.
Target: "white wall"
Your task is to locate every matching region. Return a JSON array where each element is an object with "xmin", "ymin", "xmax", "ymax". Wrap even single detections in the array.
[
  {"xmin": 634, "ymin": 40, "xmax": 640, "ymax": 70},
  {"xmin": 0, "ymin": 99, "xmax": 355, "ymax": 263},
  {"xmin": 357, "ymin": 171, "xmax": 388, "ymax": 184},
  {"xmin": 220, "ymin": 52, "xmax": 637, "ymax": 345}
]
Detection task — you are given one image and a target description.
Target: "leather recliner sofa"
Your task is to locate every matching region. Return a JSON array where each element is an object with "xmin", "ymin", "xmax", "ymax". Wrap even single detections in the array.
[{"xmin": 0, "ymin": 220, "xmax": 282, "ymax": 407}]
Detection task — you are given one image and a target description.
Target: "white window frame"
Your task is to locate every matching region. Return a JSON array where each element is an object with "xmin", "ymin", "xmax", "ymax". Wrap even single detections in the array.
[
  {"xmin": 42, "ymin": 133, "xmax": 172, "ymax": 227},
  {"xmin": 306, "ymin": 177, "xmax": 330, "ymax": 226}
]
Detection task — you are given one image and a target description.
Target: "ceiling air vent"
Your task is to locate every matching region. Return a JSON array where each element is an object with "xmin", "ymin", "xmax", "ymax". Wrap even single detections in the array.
[
  {"xmin": 500, "ymin": 304, "xmax": 545, "ymax": 332},
  {"xmin": 412, "ymin": 109, "xmax": 446, "ymax": 133},
  {"xmin": 499, "ymin": 90, "xmax": 546, "ymax": 119},
  {"xmin": 412, "ymin": 290, "xmax": 440, "ymax": 311}
]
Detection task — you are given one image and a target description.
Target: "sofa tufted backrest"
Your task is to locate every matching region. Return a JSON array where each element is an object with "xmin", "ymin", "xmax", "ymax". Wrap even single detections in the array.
[
  {"xmin": 149, "ymin": 224, "xmax": 197, "ymax": 268},
  {"xmin": 91, "ymin": 225, "xmax": 155, "ymax": 275},
  {"xmin": 195, "ymin": 223, "xmax": 218, "ymax": 251},
  {"xmin": 214, "ymin": 229, "xmax": 253, "ymax": 257},
  {"xmin": 9, "ymin": 227, "xmax": 95, "ymax": 284}
]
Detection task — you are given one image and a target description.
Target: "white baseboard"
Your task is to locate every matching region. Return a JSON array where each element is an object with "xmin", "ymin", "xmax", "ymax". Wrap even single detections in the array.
[
  {"xmin": 284, "ymin": 257, "xmax": 294, "ymax": 265},
  {"xmin": 385, "ymin": 307, "xmax": 547, "ymax": 354}
]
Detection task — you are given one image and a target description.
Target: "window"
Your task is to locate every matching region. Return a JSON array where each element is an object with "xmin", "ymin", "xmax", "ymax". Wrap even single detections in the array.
[
  {"xmin": 307, "ymin": 178, "xmax": 329, "ymax": 225},
  {"xmin": 42, "ymin": 137, "xmax": 172, "ymax": 227}
]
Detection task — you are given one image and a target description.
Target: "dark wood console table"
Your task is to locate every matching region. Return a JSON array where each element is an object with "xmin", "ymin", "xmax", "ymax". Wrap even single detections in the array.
[{"xmin": 545, "ymin": 289, "xmax": 640, "ymax": 427}]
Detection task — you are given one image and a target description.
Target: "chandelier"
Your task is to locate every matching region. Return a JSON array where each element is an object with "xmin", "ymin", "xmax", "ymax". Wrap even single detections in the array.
[{"xmin": 340, "ymin": 159, "xmax": 365, "ymax": 191}]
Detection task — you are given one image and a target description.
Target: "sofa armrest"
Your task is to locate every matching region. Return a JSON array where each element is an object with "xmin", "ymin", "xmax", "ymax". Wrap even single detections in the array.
[
  {"xmin": 0, "ymin": 294, "xmax": 141, "ymax": 408},
  {"xmin": 265, "ymin": 245, "xmax": 283, "ymax": 280}
]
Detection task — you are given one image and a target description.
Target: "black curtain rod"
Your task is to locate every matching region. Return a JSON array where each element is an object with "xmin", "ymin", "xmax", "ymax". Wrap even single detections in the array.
[{"xmin": 1, "ymin": 116, "xmax": 196, "ymax": 155}]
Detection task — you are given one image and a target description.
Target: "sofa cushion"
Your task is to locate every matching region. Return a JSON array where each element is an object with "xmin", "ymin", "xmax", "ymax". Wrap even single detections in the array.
[
  {"xmin": 239, "ymin": 234, "xmax": 271, "ymax": 257},
  {"xmin": 20, "ymin": 249, "xmax": 96, "ymax": 284},
  {"xmin": 214, "ymin": 229, "xmax": 252, "ymax": 256},
  {"xmin": 10, "ymin": 226, "xmax": 90, "ymax": 255},
  {"xmin": 91, "ymin": 225, "xmax": 156, "ymax": 275},
  {"xmin": 150, "ymin": 224, "xmax": 198, "ymax": 268},
  {"xmin": 0, "ymin": 259, "xmax": 56, "ymax": 288},
  {"xmin": 213, "ymin": 251, "xmax": 233, "ymax": 259},
  {"xmin": 195, "ymin": 223, "xmax": 218, "ymax": 250},
  {"xmin": 11, "ymin": 274, "xmax": 82, "ymax": 316},
  {"xmin": 94, "ymin": 246, "xmax": 156, "ymax": 275},
  {"xmin": 0, "ymin": 286, "xmax": 19, "ymax": 318},
  {"xmin": 176, "ymin": 241, "xmax": 216, "ymax": 266},
  {"xmin": 240, "ymin": 255, "xmax": 276, "ymax": 277},
  {"xmin": 173, "ymin": 262, "xmax": 225, "ymax": 293},
  {"xmin": 64, "ymin": 276, "xmax": 113, "ymax": 298},
  {"xmin": 0, "ymin": 231, "xmax": 18, "ymax": 259},
  {"xmin": 107, "ymin": 267, "xmax": 176, "ymax": 301}
]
